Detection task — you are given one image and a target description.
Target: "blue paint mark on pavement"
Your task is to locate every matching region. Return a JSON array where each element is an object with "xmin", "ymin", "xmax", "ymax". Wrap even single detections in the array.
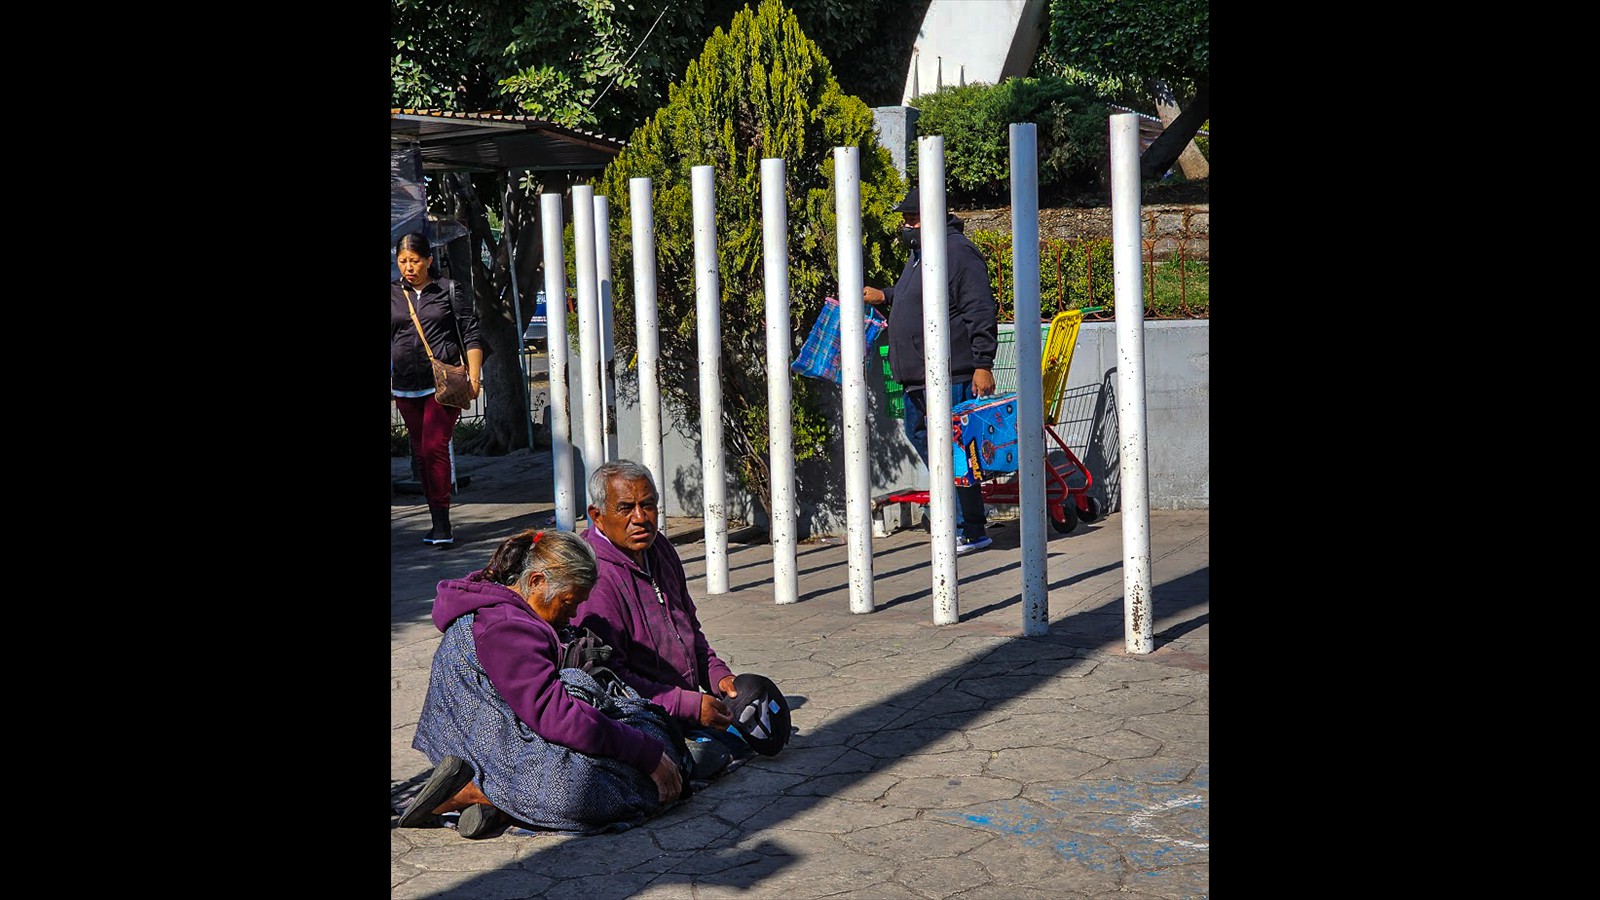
[{"xmin": 937, "ymin": 764, "xmax": 1208, "ymax": 891}]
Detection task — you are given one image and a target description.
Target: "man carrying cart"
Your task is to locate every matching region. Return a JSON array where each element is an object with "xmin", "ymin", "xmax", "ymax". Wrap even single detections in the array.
[{"xmin": 863, "ymin": 185, "xmax": 999, "ymax": 555}]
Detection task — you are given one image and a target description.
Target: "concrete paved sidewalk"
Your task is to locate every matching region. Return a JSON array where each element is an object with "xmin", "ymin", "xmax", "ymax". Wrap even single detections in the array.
[{"xmin": 391, "ymin": 449, "xmax": 1209, "ymax": 899}]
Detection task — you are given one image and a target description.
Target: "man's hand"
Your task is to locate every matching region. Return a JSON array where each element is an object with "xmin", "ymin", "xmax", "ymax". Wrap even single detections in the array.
[
  {"xmin": 651, "ymin": 752, "xmax": 683, "ymax": 803},
  {"xmin": 972, "ymin": 367, "xmax": 996, "ymax": 397},
  {"xmin": 699, "ymin": 692, "xmax": 732, "ymax": 728},
  {"xmin": 863, "ymin": 286, "xmax": 885, "ymax": 305},
  {"xmin": 718, "ymin": 674, "xmax": 737, "ymax": 698}
]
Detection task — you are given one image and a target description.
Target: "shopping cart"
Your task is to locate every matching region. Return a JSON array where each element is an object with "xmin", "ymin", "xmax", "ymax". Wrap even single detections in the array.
[{"xmin": 876, "ymin": 308, "xmax": 1104, "ymax": 533}]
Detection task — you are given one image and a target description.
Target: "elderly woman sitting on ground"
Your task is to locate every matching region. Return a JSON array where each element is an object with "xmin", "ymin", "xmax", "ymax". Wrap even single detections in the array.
[{"xmin": 398, "ymin": 528, "xmax": 690, "ymax": 837}]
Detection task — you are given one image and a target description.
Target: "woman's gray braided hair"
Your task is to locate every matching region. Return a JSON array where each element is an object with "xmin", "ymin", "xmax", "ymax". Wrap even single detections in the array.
[{"xmin": 480, "ymin": 529, "xmax": 598, "ymax": 597}]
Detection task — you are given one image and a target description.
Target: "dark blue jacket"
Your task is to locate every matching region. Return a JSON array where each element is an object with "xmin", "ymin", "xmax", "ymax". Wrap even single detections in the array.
[
  {"xmin": 879, "ymin": 215, "xmax": 998, "ymax": 389},
  {"xmin": 391, "ymin": 277, "xmax": 483, "ymax": 392}
]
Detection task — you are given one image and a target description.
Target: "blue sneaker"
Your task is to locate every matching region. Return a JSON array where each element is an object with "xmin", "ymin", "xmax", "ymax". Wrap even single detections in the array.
[
  {"xmin": 686, "ymin": 735, "xmax": 733, "ymax": 780},
  {"xmin": 955, "ymin": 534, "xmax": 992, "ymax": 555}
]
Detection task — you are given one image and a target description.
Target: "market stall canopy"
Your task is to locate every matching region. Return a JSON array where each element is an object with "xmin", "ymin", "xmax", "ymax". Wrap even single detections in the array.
[{"xmin": 391, "ymin": 109, "xmax": 627, "ymax": 174}]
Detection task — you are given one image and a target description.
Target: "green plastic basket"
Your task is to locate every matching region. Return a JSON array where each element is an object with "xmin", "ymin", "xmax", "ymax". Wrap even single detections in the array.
[{"xmin": 879, "ymin": 345, "xmax": 905, "ymax": 419}]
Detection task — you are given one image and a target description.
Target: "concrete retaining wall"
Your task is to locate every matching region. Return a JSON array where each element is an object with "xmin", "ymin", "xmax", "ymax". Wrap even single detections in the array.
[{"xmin": 583, "ymin": 318, "xmax": 1208, "ymax": 537}]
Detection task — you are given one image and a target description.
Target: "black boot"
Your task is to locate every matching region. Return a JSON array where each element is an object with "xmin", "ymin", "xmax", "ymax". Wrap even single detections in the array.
[{"xmin": 424, "ymin": 507, "xmax": 454, "ymax": 545}]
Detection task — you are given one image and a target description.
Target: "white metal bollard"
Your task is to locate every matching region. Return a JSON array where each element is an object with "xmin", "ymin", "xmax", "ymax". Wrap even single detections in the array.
[
  {"xmin": 1011, "ymin": 123, "xmax": 1049, "ymax": 636},
  {"xmin": 834, "ymin": 147, "xmax": 877, "ymax": 615},
  {"xmin": 540, "ymin": 192, "xmax": 578, "ymax": 531},
  {"xmin": 1110, "ymin": 113, "xmax": 1154, "ymax": 654},
  {"xmin": 919, "ymin": 137, "xmax": 959, "ymax": 626},
  {"xmin": 762, "ymin": 158, "xmax": 799, "ymax": 606},
  {"xmin": 629, "ymin": 177, "xmax": 666, "ymax": 533},
  {"xmin": 691, "ymin": 166, "xmax": 729, "ymax": 594}
]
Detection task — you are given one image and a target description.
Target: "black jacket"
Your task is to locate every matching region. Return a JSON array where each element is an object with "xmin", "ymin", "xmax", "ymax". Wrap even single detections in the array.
[
  {"xmin": 390, "ymin": 278, "xmax": 483, "ymax": 392},
  {"xmin": 879, "ymin": 215, "xmax": 998, "ymax": 390}
]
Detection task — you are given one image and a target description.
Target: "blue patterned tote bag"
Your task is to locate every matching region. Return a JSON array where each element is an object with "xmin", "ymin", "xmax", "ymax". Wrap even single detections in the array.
[{"xmin": 791, "ymin": 296, "xmax": 888, "ymax": 384}]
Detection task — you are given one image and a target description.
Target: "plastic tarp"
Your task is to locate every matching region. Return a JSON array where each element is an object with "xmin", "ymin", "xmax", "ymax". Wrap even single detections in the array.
[
  {"xmin": 391, "ymin": 148, "xmax": 428, "ymax": 281},
  {"xmin": 390, "ymin": 147, "xmax": 472, "ymax": 280}
]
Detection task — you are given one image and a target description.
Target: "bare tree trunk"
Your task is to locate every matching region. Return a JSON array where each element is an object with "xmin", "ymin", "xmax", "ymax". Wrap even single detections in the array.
[
  {"xmin": 1139, "ymin": 83, "xmax": 1210, "ymax": 184},
  {"xmin": 506, "ymin": 182, "xmax": 545, "ymax": 338},
  {"xmin": 439, "ymin": 172, "xmax": 531, "ymax": 455},
  {"xmin": 1149, "ymin": 79, "xmax": 1209, "ymax": 181}
]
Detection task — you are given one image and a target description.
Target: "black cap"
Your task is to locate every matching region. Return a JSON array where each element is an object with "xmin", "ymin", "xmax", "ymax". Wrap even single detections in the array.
[
  {"xmin": 894, "ymin": 186, "xmax": 919, "ymax": 214},
  {"xmin": 726, "ymin": 673, "xmax": 791, "ymax": 756}
]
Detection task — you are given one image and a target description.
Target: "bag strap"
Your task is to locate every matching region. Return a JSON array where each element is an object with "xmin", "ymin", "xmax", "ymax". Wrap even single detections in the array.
[
  {"xmin": 402, "ymin": 286, "xmax": 438, "ymax": 362},
  {"xmin": 557, "ymin": 625, "xmax": 616, "ymax": 672},
  {"xmin": 407, "ymin": 280, "xmax": 469, "ymax": 364}
]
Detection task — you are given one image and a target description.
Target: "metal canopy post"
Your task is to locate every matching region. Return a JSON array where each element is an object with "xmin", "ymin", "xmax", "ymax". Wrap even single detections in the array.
[{"xmin": 503, "ymin": 176, "xmax": 534, "ymax": 451}]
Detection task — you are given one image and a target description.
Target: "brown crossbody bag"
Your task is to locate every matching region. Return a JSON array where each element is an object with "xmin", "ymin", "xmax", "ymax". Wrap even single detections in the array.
[{"xmin": 404, "ymin": 282, "xmax": 472, "ymax": 409}]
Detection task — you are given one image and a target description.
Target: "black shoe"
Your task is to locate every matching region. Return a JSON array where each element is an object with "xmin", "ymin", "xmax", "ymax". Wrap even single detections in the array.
[
  {"xmin": 458, "ymin": 803, "xmax": 509, "ymax": 839},
  {"xmin": 423, "ymin": 508, "xmax": 454, "ymax": 545},
  {"xmin": 398, "ymin": 755, "xmax": 475, "ymax": 828}
]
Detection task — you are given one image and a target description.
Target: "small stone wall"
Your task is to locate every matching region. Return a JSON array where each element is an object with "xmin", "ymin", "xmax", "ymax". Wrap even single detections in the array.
[{"xmin": 958, "ymin": 204, "xmax": 1208, "ymax": 261}]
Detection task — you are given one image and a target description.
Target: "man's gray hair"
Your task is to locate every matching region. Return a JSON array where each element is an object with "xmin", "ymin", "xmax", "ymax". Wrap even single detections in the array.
[{"xmin": 587, "ymin": 459, "xmax": 657, "ymax": 510}]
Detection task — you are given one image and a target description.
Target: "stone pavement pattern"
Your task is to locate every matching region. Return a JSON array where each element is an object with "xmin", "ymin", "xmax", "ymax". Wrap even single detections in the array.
[{"xmin": 391, "ymin": 450, "xmax": 1209, "ymax": 899}]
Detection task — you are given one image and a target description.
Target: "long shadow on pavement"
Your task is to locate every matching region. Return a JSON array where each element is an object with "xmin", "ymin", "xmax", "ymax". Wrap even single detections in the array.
[{"xmin": 391, "ymin": 564, "xmax": 1210, "ymax": 899}]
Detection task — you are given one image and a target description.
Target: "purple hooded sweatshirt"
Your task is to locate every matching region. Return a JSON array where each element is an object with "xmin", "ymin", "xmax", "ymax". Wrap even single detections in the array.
[
  {"xmin": 427, "ymin": 571, "xmax": 664, "ymax": 774},
  {"xmin": 576, "ymin": 529, "xmax": 735, "ymax": 726}
]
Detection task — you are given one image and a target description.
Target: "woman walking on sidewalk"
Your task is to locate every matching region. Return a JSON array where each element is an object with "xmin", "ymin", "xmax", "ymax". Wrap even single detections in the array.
[{"xmin": 390, "ymin": 231, "xmax": 483, "ymax": 545}]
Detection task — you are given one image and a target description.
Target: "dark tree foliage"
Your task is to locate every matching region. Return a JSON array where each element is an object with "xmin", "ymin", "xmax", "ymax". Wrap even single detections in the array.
[
  {"xmin": 1045, "ymin": 0, "xmax": 1209, "ymax": 182},
  {"xmin": 796, "ymin": 0, "xmax": 931, "ymax": 108},
  {"xmin": 912, "ymin": 77, "xmax": 1114, "ymax": 208},
  {"xmin": 393, "ymin": 1, "xmax": 926, "ymax": 148},
  {"xmin": 391, "ymin": 0, "xmax": 927, "ymax": 456},
  {"xmin": 592, "ymin": 0, "xmax": 906, "ymax": 519}
]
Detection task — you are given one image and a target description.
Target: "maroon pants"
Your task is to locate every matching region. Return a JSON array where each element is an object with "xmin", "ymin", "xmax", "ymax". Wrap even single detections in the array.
[{"xmin": 393, "ymin": 395, "xmax": 461, "ymax": 510}]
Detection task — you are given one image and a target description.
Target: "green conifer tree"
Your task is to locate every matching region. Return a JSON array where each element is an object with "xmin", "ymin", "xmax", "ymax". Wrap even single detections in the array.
[{"xmin": 594, "ymin": 0, "xmax": 906, "ymax": 522}]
